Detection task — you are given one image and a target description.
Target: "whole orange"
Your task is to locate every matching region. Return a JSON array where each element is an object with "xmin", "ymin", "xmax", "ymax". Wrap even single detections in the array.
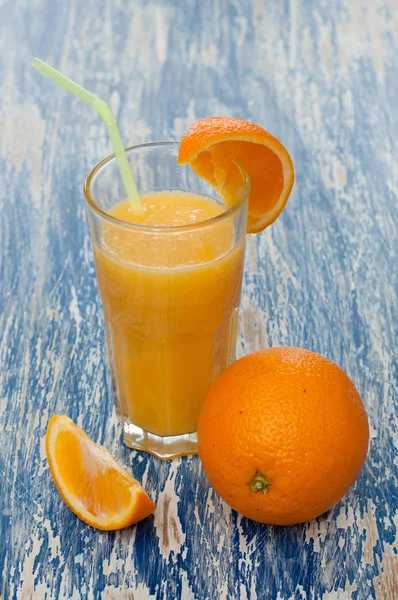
[{"xmin": 197, "ymin": 347, "xmax": 369, "ymax": 525}]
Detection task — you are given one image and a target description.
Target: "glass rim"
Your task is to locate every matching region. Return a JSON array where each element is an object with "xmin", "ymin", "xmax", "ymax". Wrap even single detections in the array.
[{"xmin": 83, "ymin": 141, "xmax": 250, "ymax": 233}]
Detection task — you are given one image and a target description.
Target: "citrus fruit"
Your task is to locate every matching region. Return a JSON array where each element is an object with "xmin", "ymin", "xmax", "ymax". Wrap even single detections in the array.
[
  {"xmin": 197, "ymin": 347, "xmax": 369, "ymax": 525},
  {"xmin": 46, "ymin": 415, "xmax": 156, "ymax": 530},
  {"xmin": 178, "ymin": 116, "xmax": 294, "ymax": 233}
]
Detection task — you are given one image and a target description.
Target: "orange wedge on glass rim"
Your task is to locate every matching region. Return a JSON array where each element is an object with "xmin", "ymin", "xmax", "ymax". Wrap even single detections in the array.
[
  {"xmin": 46, "ymin": 415, "xmax": 156, "ymax": 530},
  {"xmin": 178, "ymin": 117, "xmax": 294, "ymax": 233}
]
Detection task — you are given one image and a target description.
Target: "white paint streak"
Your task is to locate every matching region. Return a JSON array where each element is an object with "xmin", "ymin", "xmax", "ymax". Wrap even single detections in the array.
[
  {"xmin": 304, "ymin": 519, "xmax": 330, "ymax": 553},
  {"xmin": 322, "ymin": 581, "xmax": 358, "ymax": 600},
  {"xmin": 18, "ymin": 533, "xmax": 43, "ymax": 598},
  {"xmin": 153, "ymin": 462, "xmax": 186, "ymax": 559},
  {"xmin": 289, "ymin": 0, "xmax": 299, "ymax": 68},
  {"xmin": 102, "ymin": 538, "xmax": 134, "ymax": 578},
  {"xmin": 321, "ymin": 156, "xmax": 348, "ymax": 190},
  {"xmin": 69, "ymin": 285, "xmax": 82, "ymax": 339},
  {"xmin": 335, "ymin": 503, "xmax": 356, "ymax": 530},
  {"xmin": 102, "ymin": 584, "xmax": 157, "ymax": 599},
  {"xmin": 201, "ymin": 44, "xmax": 219, "ymax": 69},
  {"xmin": 316, "ymin": 13, "xmax": 334, "ymax": 83},
  {"xmin": 355, "ymin": 499, "xmax": 379, "ymax": 566},
  {"xmin": 179, "ymin": 571, "xmax": 197, "ymax": 600},
  {"xmin": 155, "ymin": 7, "xmax": 172, "ymax": 64},
  {"xmin": 301, "ymin": 27, "xmax": 314, "ymax": 69},
  {"xmin": 42, "ymin": 518, "xmax": 64, "ymax": 565},
  {"xmin": 0, "ymin": 95, "xmax": 45, "ymax": 208}
]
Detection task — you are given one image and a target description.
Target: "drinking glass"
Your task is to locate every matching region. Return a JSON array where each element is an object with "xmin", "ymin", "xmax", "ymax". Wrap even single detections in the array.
[{"xmin": 84, "ymin": 142, "xmax": 249, "ymax": 459}]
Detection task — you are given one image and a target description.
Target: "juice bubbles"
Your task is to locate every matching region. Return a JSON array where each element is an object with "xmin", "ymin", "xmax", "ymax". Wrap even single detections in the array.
[{"xmin": 94, "ymin": 192, "xmax": 245, "ymax": 438}]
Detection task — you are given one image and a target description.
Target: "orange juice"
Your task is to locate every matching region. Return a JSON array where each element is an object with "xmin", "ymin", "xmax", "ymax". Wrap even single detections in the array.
[{"xmin": 93, "ymin": 192, "xmax": 245, "ymax": 437}]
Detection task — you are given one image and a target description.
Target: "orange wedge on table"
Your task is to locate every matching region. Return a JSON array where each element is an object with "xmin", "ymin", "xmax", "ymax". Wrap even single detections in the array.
[
  {"xmin": 46, "ymin": 415, "xmax": 156, "ymax": 530},
  {"xmin": 178, "ymin": 117, "xmax": 294, "ymax": 233}
]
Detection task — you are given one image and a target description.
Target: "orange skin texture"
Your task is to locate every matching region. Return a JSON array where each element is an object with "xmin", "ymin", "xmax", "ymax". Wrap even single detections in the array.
[
  {"xmin": 198, "ymin": 347, "xmax": 369, "ymax": 525},
  {"xmin": 178, "ymin": 117, "xmax": 294, "ymax": 233}
]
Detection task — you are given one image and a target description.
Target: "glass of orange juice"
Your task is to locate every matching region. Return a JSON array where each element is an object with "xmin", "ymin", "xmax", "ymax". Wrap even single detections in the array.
[{"xmin": 84, "ymin": 142, "xmax": 249, "ymax": 459}]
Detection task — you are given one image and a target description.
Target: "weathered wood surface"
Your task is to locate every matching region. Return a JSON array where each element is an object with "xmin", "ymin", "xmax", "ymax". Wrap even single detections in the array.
[{"xmin": 1, "ymin": 1, "xmax": 397, "ymax": 598}]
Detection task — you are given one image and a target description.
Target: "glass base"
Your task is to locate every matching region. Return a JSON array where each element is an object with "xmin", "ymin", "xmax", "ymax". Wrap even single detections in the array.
[{"xmin": 122, "ymin": 419, "xmax": 199, "ymax": 460}]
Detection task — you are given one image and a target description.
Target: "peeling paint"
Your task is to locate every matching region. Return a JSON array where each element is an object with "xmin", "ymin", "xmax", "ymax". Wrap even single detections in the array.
[{"xmin": 0, "ymin": 0, "xmax": 397, "ymax": 599}]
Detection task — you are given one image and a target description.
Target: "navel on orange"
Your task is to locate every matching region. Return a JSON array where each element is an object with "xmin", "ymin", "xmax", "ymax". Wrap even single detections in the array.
[
  {"xmin": 198, "ymin": 347, "xmax": 369, "ymax": 525},
  {"xmin": 178, "ymin": 117, "xmax": 294, "ymax": 233},
  {"xmin": 46, "ymin": 415, "xmax": 156, "ymax": 530}
]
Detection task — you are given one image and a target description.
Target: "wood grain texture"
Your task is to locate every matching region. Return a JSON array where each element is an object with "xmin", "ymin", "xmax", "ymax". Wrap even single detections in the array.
[{"xmin": 1, "ymin": 0, "xmax": 397, "ymax": 598}]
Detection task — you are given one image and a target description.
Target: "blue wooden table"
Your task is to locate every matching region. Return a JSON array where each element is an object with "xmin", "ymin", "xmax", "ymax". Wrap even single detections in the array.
[{"xmin": 1, "ymin": 1, "xmax": 397, "ymax": 598}]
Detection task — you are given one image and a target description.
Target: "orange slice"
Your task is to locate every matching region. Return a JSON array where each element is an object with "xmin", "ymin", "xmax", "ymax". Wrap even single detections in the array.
[
  {"xmin": 46, "ymin": 415, "xmax": 156, "ymax": 530},
  {"xmin": 178, "ymin": 117, "xmax": 294, "ymax": 233}
]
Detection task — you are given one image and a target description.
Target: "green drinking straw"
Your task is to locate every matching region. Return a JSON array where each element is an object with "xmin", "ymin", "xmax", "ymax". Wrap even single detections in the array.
[{"xmin": 31, "ymin": 58, "xmax": 142, "ymax": 213}]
